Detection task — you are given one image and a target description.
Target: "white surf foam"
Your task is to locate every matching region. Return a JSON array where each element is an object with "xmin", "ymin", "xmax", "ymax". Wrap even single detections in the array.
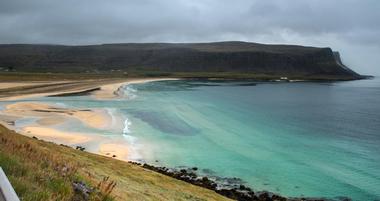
[
  {"xmin": 55, "ymin": 102, "xmax": 67, "ymax": 108},
  {"xmin": 122, "ymin": 117, "xmax": 143, "ymax": 161},
  {"xmin": 123, "ymin": 118, "xmax": 132, "ymax": 134},
  {"xmin": 117, "ymin": 84, "xmax": 137, "ymax": 100}
]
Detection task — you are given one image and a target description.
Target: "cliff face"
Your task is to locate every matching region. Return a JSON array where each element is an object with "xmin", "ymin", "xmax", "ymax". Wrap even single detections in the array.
[{"xmin": 0, "ymin": 41, "xmax": 361, "ymax": 79}]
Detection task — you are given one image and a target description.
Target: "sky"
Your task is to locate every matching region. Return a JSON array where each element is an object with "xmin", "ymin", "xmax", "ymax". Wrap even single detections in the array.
[{"xmin": 0, "ymin": 0, "xmax": 379, "ymax": 75}]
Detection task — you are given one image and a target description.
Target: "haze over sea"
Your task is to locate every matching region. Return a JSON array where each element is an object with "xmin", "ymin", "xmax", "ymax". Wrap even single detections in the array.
[{"xmin": 6, "ymin": 78, "xmax": 380, "ymax": 200}]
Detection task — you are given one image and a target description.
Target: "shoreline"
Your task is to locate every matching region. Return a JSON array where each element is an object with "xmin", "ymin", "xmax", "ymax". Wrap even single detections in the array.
[
  {"xmin": 0, "ymin": 77, "xmax": 178, "ymax": 161},
  {"xmin": 92, "ymin": 77, "xmax": 179, "ymax": 100},
  {"xmin": 1, "ymin": 77, "xmax": 285, "ymax": 200},
  {"xmin": 0, "ymin": 122, "xmax": 334, "ymax": 201}
]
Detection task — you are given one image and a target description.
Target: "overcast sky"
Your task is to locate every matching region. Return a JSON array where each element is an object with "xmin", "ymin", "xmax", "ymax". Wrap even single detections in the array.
[{"xmin": 0, "ymin": 0, "xmax": 379, "ymax": 74}]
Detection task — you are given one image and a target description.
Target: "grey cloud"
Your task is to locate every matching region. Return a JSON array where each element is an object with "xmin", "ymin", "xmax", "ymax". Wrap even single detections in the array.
[{"xmin": 0, "ymin": 0, "xmax": 379, "ymax": 74}]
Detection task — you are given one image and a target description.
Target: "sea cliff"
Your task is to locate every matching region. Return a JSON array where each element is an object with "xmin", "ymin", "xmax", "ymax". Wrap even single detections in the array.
[{"xmin": 0, "ymin": 41, "xmax": 363, "ymax": 80}]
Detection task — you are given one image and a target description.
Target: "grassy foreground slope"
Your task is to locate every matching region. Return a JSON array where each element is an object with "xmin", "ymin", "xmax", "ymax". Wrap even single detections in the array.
[{"xmin": 0, "ymin": 125, "xmax": 231, "ymax": 201}]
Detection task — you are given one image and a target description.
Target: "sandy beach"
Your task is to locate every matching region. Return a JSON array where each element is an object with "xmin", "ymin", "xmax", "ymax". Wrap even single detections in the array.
[
  {"xmin": 92, "ymin": 77, "xmax": 179, "ymax": 99},
  {"xmin": 0, "ymin": 77, "xmax": 177, "ymax": 161},
  {"xmin": 0, "ymin": 81, "xmax": 61, "ymax": 89},
  {"xmin": 22, "ymin": 126, "xmax": 93, "ymax": 145},
  {"xmin": 99, "ymin": 143, "xmax": 130, "ymax": 160},
  {"xmin": 3, "ymin": 102, "xmax": 111, "ymax": 129},
  {"xmin": 0, "ymin": 78, "xmax": 178, "ymax": 101}
]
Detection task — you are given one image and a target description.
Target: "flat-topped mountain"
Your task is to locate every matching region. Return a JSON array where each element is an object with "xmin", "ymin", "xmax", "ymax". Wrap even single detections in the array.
[{"xmin": 0, "ymin": 41, "xmax": 362, "ymax": 80}]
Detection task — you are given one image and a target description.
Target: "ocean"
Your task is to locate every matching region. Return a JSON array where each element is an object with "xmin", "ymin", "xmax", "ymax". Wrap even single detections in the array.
[{"xmin": 3, "ymin": 78, "xmax": 380, "ymax": 200}]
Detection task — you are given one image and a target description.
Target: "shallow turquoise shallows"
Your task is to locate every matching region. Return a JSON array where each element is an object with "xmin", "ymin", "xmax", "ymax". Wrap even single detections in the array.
[{"xmin": 6, "ymin": 78, "xmax": 380, "ymax": 200}]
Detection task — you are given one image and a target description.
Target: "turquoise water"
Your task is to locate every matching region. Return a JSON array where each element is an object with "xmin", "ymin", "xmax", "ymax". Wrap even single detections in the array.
[{"xmin": 4, "ymin": 78, "xmax": 380, "ymax": 200}]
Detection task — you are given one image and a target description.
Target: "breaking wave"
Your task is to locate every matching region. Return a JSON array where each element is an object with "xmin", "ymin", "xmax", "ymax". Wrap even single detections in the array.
[
  {"xmin": 122, "ymin": 117, "xmax": 142, "ymax": 161},
  {"xmin": 116, "ymin": 84, "xmax": 137, "ymax": 100},
  {"xmin": 123, "ymin": 118, "xmax": 132, "ymax": 134}
]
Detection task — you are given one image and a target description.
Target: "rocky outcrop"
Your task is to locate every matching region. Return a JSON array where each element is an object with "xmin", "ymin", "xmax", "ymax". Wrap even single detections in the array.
[{"xmin": 130, "ymin": 162, "xmax": 350, "ymax": 201}]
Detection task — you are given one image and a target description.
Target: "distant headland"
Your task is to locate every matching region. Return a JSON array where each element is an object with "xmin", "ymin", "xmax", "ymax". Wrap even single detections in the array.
[{"xmin": 0, "ymin": 41, "xmax": 365, "ymax": 81}]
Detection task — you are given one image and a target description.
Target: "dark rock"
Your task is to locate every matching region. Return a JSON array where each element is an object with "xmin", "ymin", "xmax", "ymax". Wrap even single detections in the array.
[
  {"xmin": 133, "ymin": 162, "xmax": 336, "ymax": 201},
  {"xmin": 180, "ymin": 169, "xmax": 187, "ymax": 174},
  {"xmin": 335, "ymin": 197, "xmax": 352, "ymax": 201},
  {"xmin": 239, "ymin": 184, "xmax": 248, "ymax": 190},
  {"xmin": 75, "ymin": 146, "xmax": 85, "ymax": 151},
  {"xmin": 272, "ymin": 194, "xmax": 287, "ymax": 201},
  {"xmin": 59, "ymin": 144, "xmax": 70, "ymax": 148},
  {"xmin": 258, "ymin": 192, "xmax": 271, "ymax": 201},
  {"xmin": 72, "ymin": 181, "xmax": 93, "ymax": 200}
]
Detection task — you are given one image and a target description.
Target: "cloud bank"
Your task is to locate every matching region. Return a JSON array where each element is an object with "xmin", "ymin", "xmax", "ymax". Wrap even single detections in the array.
[{"xmin": 0, "ymin": 0, "xmax": 379, "ymax": 74}]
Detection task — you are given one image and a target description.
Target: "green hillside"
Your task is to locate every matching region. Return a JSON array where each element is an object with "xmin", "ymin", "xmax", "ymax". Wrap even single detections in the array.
[{"xmin": 0, "ymin": 125, "xmax": 231, "ymax": 201}]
